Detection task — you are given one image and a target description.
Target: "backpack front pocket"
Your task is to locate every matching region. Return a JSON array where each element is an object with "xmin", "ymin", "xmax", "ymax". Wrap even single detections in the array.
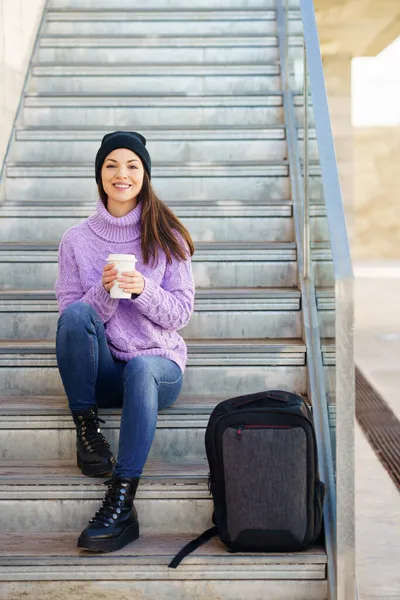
[{"xmin": 222, "ymin": 425, "xmax": 309, "ymax": 547}]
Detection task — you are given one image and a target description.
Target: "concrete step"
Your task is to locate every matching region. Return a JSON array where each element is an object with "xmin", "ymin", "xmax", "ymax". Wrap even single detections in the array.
[
  {"xmin": 11, "ymin": 127, "xmax": 318, "ymax": 162},
  {"xmin": 0, "ymin": 199, "xmax": 295, "ymax": 243},
  {"xmin": 3, "ymin": 161, "xmax": 292, "ymax": 202},
  {"xmin": 36, "ymin": 38, "xmax": 280, "ymax": 65},
  {"xmin": 310, "ymin": 242, "xmax": 334, "ymax": 287},
  {"xmin": 0, "ymin": 533, "xmax": 327, "ymax": 600},
  {"xmin": 0, "ymin": 392, "xmax": 224, "ymax": 415},
  {"xmin": 0, "ymin": 240, "xmax": 299, "ymax": 289},
  {"xmin": 6, "ymin": 161, "xmax": 288, "ymax": 178},
  {"xmin": 38, "ymin": 33, "xmax": 302, "ymax": 46},
  {"xmin": 0, "ymin": 394, "xmax": 217, "ymax": 461},
  {"xmin": 48, "ymin": 0, "xmax": 286, "ymax": 8},
  {"xmin": 0, "ymin": 338, "xmax": 309, "ymax": 396},
  {"xmin": 0, "ymin": 459, "xmax": 213, "ymax": 533},
  {"xmin": 0, "ymin": 199, "xmax": 329, "ymax": 244},
  {"xmin": 0, "ymin": 285, "xmax": 334, "ymax": 340},
  {"xmin": 3, "ymin": 162, "xmax": 325, "ymax": 203},
  {"xmin": 315, "ymin": 288, "xmax": 335, "ymax": 338},
  {"xmin": 20, "ymin": 94, "xmax": 313, "ymax": 127},
  {"xmin": 0, "ymin": 287, "xmax": 305, "ymax": 340},
  {"xmin": 28, "ymin": 64, "xmax": 282, "ymax": 95},
  {"xmin": 21, "ymin": 94, "xmax": 285, "ymax": 128},
  {"xmin": 3, "ymin": 171, "xmax": 321, "ymax": 202},
  {"xmin": 44, "ymin": 10, "xmax": 302, "ymax": 37},
  {"xmin": 0, "ymin": 241, "xmax": 334, "ymax": 289},
  {"xmin": 11, "ymin": 127, "xmax": 287, "ymax": 162},
  {"xmin": 0, "ymin": 391, "xmax": 337, "ymax": 462},
  {"xmin": 11, "ymin": 127, "xmax": 319, "ymax": 160},
  {"xmin": 35, "ymin": 36, "xmax": 304, "ymax": 65}
]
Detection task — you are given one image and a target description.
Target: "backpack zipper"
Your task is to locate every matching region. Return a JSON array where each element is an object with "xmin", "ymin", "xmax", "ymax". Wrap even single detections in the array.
[
  {"xmin": 236, "ymin": 424, "xmax": 293, "ymax": 440},
  {"xmin": 236, "ymin": 425, "xmax": 244, "ymax": 440}
]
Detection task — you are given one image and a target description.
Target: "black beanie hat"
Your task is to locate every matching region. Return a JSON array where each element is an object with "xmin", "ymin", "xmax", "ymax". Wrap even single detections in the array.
[{"xmin": 95, "ymin": 131, "xmax": 151, "ymax": 183}]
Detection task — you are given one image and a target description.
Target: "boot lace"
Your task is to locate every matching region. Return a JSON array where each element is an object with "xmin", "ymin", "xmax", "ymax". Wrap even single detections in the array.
[
  {"xmin": 78, "ymin": 414, "xmax": 111, "ymax": 453},
  {"xmin": 90, "ymin": 478, "xmax": 128, "ymax": 526}
]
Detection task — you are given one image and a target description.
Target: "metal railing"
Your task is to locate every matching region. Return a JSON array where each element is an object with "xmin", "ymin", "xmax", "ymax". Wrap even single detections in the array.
[{"xmin": 277, "ymin": 0, "xmax": 356, "ymax": 598}]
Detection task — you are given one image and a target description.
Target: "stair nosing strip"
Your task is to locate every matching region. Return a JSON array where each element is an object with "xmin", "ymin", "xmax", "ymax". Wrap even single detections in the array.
[
  {"xmin": 39, "ymin": 35, "xmax": 283, "ymax": 48},
  {"xmin": 46, "ymin": 9, "xmax": 278, "ymax": 19}
]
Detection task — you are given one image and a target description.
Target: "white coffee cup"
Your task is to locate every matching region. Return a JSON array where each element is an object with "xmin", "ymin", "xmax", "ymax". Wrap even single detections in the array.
[{"xmin": 106, "ymin": 254, "xmax": 137, "ymax": 299}]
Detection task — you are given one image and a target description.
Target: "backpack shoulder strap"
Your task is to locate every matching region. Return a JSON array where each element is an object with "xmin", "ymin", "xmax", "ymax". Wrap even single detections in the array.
[{"xmin": 168, "ymin": 526, "xmax": 218, "ymax": 569}]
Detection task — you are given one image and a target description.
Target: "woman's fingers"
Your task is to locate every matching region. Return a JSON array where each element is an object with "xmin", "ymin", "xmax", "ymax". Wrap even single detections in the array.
[
  {"xmin": 104, "ymin": 271, "xmax": 118, "ymax": 281},
  {"xmin": 103, "ymin": 267, "xmax": 144, "ymax": 294},
  {"xmin": 118, "ymin": 271, "xmax": 141, "ymax": 282},
  {"xmin": 102, "ymin": 265, "xmax": 118, "ymax": 291},
  {"xmin": 117, "ymin": 270, "xmax": 145, "ymax": 295}
]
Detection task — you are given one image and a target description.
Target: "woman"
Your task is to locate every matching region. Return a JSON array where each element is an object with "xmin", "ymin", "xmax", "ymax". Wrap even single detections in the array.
[{"xmin": 55, "ymin": 131, "xmax": 195, "ymax": 553}]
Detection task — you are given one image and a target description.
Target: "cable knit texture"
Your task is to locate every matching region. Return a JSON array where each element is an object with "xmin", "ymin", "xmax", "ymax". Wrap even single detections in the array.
[{"xmin": 55, "ymin": 199, "xmax": 195, "ymax": 373}]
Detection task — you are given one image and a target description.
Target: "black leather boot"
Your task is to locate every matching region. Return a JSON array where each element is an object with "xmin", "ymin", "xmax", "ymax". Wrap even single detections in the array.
[
  {"xmin": 72, "ymin": 406, "xmax": 115, "ymax": 477},
  {"xmin": 77, "ymin": 475, "xmax": 140, "ymax": 553}
]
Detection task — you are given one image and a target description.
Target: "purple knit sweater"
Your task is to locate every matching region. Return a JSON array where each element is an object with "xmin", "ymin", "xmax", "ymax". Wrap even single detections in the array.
[{"xmin": 55, "ymin": 199, "xmax": 195, "ymax": 373}]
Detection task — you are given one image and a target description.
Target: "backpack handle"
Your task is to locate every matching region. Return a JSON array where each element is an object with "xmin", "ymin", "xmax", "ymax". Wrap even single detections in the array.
[{"xmin": 232, "ymin": 391, "xmax": 289, "ymax": 409}]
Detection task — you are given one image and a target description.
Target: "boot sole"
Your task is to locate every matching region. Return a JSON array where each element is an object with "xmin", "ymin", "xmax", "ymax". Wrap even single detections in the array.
[
  {"xmin": 77, "ymin": 453, "xmax": 114, "ymax": 478},
  {"xmin": 77, "ymin": 521, "xmax": 140, "ymax": 553}
]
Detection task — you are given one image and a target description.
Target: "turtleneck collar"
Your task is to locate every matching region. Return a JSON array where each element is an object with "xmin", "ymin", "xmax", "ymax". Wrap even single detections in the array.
[{"xmin": 87, "ymin": 199, "xmax": 142, "ymax": 243}]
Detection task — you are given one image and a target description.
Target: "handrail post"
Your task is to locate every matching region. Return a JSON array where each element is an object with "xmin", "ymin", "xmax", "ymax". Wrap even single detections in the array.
[{"xmin": 303, "ymin": 40, "xmax": 310, "ymax": 281}]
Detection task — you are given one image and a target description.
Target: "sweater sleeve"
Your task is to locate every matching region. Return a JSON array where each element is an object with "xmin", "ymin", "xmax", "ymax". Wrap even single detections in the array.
[
  {"xmin": 55, "ymin": 233, "xmax": 119, "ymax": 324},
  {"xmin": 132, "ymin": 241, "xmax": 195, "ymax": 331}
]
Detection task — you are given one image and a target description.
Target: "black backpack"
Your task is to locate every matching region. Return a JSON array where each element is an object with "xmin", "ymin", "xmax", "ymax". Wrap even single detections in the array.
[{"xmin": 169, "ymin": 389, "xmax": 326, "ymax": 568}]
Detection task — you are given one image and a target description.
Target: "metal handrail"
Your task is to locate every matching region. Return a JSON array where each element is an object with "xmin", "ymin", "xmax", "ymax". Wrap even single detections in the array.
[
  {"xmin": 302, "ymin": 40, "xmax": 310, "ymax": 281},
  {"xmin": 299, "ymin": 3, "xmax": 356, "ymax": 600},
  {"xmin": 278, "ymin": 0, "xmax": 356, "ymax": 598},
  {"xmin": 276, "ymin": 3, "xmax": 338, "ymax": 599},
  {"xmin": 299, "ymin": 0, "xmax": 353, "ymax": 280}
]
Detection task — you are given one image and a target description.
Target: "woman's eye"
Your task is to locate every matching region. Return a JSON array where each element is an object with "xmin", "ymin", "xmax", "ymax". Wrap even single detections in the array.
[
  {"xmin": 106, "ymin": 165, "xmax": 116, "ymax": 168},
  {"xmin": 129, "ymin": 165, "xmax": 137, "ymax": 170}
]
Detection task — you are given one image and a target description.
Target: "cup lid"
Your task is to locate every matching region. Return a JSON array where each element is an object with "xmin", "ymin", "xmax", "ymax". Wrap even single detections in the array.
[{"xmin": 107, "ymin": 254, "xmax": 137, "ymax": 262}]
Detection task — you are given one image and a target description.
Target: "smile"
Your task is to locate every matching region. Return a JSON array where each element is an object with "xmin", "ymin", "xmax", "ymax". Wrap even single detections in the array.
[{"xmin": 113, "ymin": 183, "xmax": 132, "ymax": 190}]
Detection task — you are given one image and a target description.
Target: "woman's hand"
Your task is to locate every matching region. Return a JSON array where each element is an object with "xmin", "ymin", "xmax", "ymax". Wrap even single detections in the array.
[
  {"xmin": 102, "ymin": 263, "xmax": 118, "ymax": 292},
  {"xmin": 118, "ymin": 270, "xmax": 145, "ymax": 296}
]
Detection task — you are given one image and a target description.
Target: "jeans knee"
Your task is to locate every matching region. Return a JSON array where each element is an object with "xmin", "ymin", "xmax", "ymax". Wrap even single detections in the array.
[
  {"xmin": 57, "ymin": 301, "xmax": 98, "ymax": 331},
  {"xmin": 123, "ymin": 356, "xmax": 155, "ymax": 385}
]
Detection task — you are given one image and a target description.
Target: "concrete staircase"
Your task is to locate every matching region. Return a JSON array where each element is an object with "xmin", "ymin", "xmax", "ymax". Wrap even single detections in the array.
[{"xmin": 0, "ymin": 0, "xmax": 334, "ymax": 598}]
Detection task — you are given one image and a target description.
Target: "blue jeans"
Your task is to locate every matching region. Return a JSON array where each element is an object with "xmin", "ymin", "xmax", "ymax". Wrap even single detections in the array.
[{"xmin": 56, "ymin": 302, "xmax": 183, "ymax": 478}]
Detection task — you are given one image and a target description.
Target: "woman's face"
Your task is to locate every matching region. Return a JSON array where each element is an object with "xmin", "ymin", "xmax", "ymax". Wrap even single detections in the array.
[{"xmin": 101, "ymin": 148, "xmax": 144, "ymax": 207}]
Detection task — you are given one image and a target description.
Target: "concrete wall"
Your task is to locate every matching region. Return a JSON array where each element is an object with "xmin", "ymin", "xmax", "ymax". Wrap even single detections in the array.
[
  {"xmin": 316, "ymin": 0, "xmax": 400, "ymax": 261},
  {"xmin": 0, "ymin": 0, "xmax": 45, "ymax": 169},
  {"xmin": 354, "ymin": 127, "xmax": 400, "ymax": 260},
  {"xmin": 323, "ymin": 54, "xmax": 400, "ymax": 262}
]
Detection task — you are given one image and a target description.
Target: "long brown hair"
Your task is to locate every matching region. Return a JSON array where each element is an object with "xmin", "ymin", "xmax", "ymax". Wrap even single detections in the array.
[{"xmin": 98, "ymin": 171, "xmax": 195, "ymax": 267}]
